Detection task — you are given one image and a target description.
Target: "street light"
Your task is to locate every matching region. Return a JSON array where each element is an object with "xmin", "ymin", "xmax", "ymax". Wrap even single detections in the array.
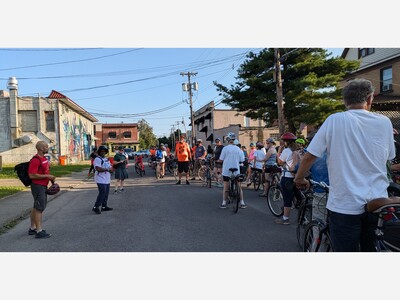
[{"xmin": 180, "ymin": 72, "xmax": 198, "ymax": 147}]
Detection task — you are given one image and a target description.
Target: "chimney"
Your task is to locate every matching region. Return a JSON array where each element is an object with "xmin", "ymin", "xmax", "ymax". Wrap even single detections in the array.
[{"xmin": 7, "ymin": 77, "xmax": 19, "ymax": 147}]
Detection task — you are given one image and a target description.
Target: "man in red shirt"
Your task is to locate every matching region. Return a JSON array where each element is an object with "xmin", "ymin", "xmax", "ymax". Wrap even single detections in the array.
[{"xmin": 28, "ymin": 141, "xmax": 56, "ymax": 238}]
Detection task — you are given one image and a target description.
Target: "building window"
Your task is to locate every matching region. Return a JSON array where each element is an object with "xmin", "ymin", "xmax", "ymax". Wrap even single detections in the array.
[
  {"xmin": 358, "ymin": 48, "xmax": 375, "ymax": 58},
  {"xmin": 108, "ymin": 131, "xmax": 117, "ymax": 138},
  {"xmin": 381, "ymin": 66, "xmax": 393, "ymax": 92},
  {"xmin": 244, "ymin": 117, "xmax": 250, "ymax": 127},
  {"xmin": 123, "ymin": 131, "xmax": 131, "ymax": 138},
  {"xmin": 18, "ymin": 110, "xmax": 37, "ymax": 132},
  {"xmin": 44, "ymin": 111, "xmax": 55, "ymax": 131}
]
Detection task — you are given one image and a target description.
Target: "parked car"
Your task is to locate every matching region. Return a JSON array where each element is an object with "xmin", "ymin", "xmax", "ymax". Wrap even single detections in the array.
[
  {"xmin": 134, "ymin": 149, "xmax": 151, "ymax": 158},
  {"xmin": 124, "ymin": 148, "xmax": 135, "ymax": 159}
]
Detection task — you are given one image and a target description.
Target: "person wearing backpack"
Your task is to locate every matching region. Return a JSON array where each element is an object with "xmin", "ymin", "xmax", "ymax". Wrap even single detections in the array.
[
  {"xmin": 27, "ymin": 141, "xmax": 56, "ymax": 238},
  {"xmin": 93, "ymin": 145, "xmax": 113, "ymax": 214}
]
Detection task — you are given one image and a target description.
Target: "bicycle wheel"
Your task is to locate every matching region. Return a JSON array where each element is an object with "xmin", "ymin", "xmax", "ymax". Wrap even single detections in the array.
[
  {"xmin": 267, "ymin": 185, "xmax": 284, "ymax": 217},
  {"xmin": 296, "ymin": 201, "xmax": 312, "ymax": 249},
  {"xmin": 198, "ymin": 166, "xmax": 206, "ymax": 181},
  {"xmin": 253, "ymin": 172, "xmax": 261, "ymax": 191},
  {"xmin": 303, "ymin": 221, "xmax": 333, "ymax": 252},
  {"xmin": 206, "ymin": 168, "xmax": 212, "ymax": 188},
  {"xmin": 155, "ymin": 165, "xmax": 160, "ymax": 179},
  {"xmin": 232, "ymin": 181, "xmax": 240, "ymax": 213}
]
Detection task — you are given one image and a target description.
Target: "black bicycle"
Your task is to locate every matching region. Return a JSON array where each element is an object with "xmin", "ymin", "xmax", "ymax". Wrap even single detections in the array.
[
  {"xmin": 249, "ymin": 167, "xmax": 263, "ymax": 191},
  {"xmin": 298, "ymin": 179, "xmax": 329, "ymax": 250},
  {"xmin": 227, "ymin": 167, "xmax": 245, "ymax": 213}
]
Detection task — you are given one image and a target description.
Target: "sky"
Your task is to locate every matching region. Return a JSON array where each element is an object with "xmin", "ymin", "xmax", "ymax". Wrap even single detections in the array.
[
  {"xmin": 0, "ymin": 47, "xmax": 344, "ymax": 137},
  {"xmin": 2, "ymin": 0, "xmax": 398, "ymax": 298}
]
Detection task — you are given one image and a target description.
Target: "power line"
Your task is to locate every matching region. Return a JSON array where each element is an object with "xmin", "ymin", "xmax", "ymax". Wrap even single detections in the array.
[
  {"xmin": 0, "ymin": 48, "xmax": 104, "ymax": 51},
  {"xmin": 0, "ymin": 48, "xmax": 143, "ymax": 71}
]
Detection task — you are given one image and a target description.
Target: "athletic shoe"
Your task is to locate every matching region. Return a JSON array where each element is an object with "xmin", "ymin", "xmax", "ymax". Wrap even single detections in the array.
[
  {"xmin": 119, "ymin": 188, "xmax": 124, "ymax": 192},
  {"xmin": 186, "ymin": 180, "xmax": 190, "ymax": 185},
  {"xmin": 35, "ymin": 230, "xmax": 51, "ymax": 239},
  {"xmin": 275, "ymin": 218, "xmax": 290, "ymax": 225},
  {"xmin": 28, "ymin": 228, "xmax": 37, "ymax": 235},
  {"xmin": 114, "ymin": 190, "xmax": 119, "ymax": 194},
  {"xmin": 92, "ymin": 207, "xmax": 101, "ymax": 214},
  {"xmin": 240, "ymin": 204, "xmax": 247, "ymax": 209},
  {"xmin": 219, "ymin": 204, "xmax": 227, "ymax": 209},
  {"xmin": 101, "ymin": 206, "xmax": 113, "ymax": 211},
  {"xmin": 176, "ymin": 180, "xmax": 181, "ymax": 185}
]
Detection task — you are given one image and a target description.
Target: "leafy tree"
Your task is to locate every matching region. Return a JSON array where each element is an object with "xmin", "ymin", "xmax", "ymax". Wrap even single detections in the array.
[
  {"xmin": 138, "ymin": 119, "xmax": 158, "ymax": 149},
  {"xmin": 214, "ymin": 48, "xmax": 360, "ymax": 134}
]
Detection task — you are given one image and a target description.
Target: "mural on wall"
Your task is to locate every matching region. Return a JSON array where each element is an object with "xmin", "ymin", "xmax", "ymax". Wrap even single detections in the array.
[{"xmin": 62, "ymin": 113, "xmax": 91, "ymax": 160}]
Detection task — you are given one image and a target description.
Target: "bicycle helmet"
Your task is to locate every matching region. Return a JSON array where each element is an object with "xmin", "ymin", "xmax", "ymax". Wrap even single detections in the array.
[
  {"xmin": 280, "ymin": 132, "xmax": 297, "ymax": 141},
  {"xmin": 225, "ymin": 132, "xmax": 236, "ymax": 142},
  {"xmin": 295, "ymin": 138, "xmax": 305, "ymax": 145},
  {"xmin": 256, "ymin": 142, "xmax": 264, "ymax": 149},
  {"xmin": 250, "ymin": 142, "xmax": 255, "ymax": 147},
  {"xmin": 266, "ymin": 137, "xmax": 276, "ymax": 144},
  {"xmin": 233, "ymin": 139, "xmax": 239, "ymax": 145},
  {"xmin": 97, "ymin": 145, "xmax": 109, "ymax": 154},
  {"xmin": 46, "ymin": 183, "xmax": 60, "ymax": 195}
]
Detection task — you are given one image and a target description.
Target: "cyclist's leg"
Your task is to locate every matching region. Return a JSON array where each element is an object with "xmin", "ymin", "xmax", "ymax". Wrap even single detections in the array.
[
  {"xmin": 328, "ymin": 210, "xmax": 363, "ymax": 252},
  {"xmin": 221, "ymin": 176, "xmax": 230, "ymax": 207},
  {"xmin": 276, "ymin": 177, "xmax": 294, "ymax": 222}
]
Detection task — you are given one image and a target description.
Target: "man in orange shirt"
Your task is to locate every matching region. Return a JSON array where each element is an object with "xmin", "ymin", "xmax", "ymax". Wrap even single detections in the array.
[{"xmin": 175, "ymin": 135, "xmax": 192, "ymax": 185}]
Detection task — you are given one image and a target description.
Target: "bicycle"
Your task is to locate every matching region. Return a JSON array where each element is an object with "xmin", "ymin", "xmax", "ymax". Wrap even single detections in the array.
[
  {"xmin": 266, "ymin": 166, "xmax": 286, "ymax": 217},
  {"xmin": 198, "ymin": 157, "xmax": 216, "ymax": 188},
  {"xmin": 303, "ymin": 182, "xmax": 400, "ymax": 252},
  {"xmin": 226, "ymin": 167, "xmax": 245, "ymax": 213},
  {"xmin": 297, "ymin": 179, "xmax": 329, "ymax": 250},
  {"xmin": 135, "ymin": 161, "xmax": 145, "ymax": 177},
  {"xmin": 154, "ymin": 160, "xmax": 161, "ymax": 179},
  {"xmin": 249, "ymin": 167, "xmax": 263, "ymax": 191}
]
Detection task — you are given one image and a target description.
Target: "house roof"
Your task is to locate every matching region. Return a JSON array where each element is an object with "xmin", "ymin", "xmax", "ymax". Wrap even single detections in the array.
[{"xmin": 47, "ymin": 90, "xmax": 98, "ymax": 122}]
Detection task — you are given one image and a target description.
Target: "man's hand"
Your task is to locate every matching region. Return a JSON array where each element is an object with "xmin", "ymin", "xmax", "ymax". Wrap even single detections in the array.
[
  {"xmin": 294, "ymin": 177, "xmax": 310, "ymax": 190},
  {"xmin": 48, "ymin": 175, "xmax": 56, "ymax": 182}
]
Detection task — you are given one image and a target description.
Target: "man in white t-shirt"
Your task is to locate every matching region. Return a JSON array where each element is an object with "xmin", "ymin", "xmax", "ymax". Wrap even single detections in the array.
[
  {"xmin": 218, "ymin": 132, "xmax": 246, "ymax": 209},
  {"xmin": 294, "ymin": 78, "xmax": 395, "ymax": 252}
]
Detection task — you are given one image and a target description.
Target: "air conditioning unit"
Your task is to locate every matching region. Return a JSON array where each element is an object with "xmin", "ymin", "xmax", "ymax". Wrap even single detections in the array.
[{"xmin": 382, "ymin": 84, "xmax": 392, "ymax": 92}]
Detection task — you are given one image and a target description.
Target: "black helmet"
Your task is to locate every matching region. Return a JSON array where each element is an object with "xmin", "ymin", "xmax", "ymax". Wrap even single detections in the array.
[
  {"xmin": 97, "ymin": 145, "xmax": 109, "ymax": 154},
  {"xmin": 46, "ymin": 183, "xmax": 60, "ymax": 195}
]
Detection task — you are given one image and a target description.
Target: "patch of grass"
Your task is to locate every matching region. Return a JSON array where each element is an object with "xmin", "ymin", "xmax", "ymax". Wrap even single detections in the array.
[
  {"xmin": 0, "ymin": 163, "xmax": 90, "ymax": 179},
  {"xmin": 0, "ymin": 186, "xmax": 26, "ymax": 198}
]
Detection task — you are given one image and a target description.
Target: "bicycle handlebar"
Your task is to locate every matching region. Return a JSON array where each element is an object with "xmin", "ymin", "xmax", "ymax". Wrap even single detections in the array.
[{"xmin": 309, "ymin": 179, "xmax": 330, "ymax": 190}]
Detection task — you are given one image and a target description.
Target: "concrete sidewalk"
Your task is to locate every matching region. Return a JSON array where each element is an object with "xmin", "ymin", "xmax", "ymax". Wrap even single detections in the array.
[{"xmin": 0, "ymin": 169, "xmax": 91, "ymax": 234}]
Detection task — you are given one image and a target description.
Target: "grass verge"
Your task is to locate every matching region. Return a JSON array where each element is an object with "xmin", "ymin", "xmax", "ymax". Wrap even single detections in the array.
[{"xmin": 0, "ymin": 186, "xmax": 26, "ymax": 198}]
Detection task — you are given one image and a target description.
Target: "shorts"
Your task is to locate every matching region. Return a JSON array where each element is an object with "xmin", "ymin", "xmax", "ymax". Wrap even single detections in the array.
[
  {"xmin": 115, "ymin": 167, "xmax": 129, "ymax": 180},
  {"xmin": 178, "ymin": 161, "xmax": 190, "ymax": 173},
  {"xmin": 31, "ymin": 183, "xmax": 48, "ymax": 212},
  {"xmin": 223, "ymin": 176, "xmax": 230, "ymax": 182}
]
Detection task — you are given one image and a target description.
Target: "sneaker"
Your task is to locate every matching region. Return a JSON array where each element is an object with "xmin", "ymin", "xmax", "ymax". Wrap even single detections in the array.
[
  {"xmin": 119, "ymin": 188, "xmax": 124, "ymax": 192},
  {"xmin": 114, "ymin": 190, "xmax": 118, "ymax": 194},
  {"xmin": 275, "ymin": 218, "xmax": 290, "ymax": 225},
  {"xmin": 219, "ymin": 204, "xmax": 227, "ymax": 209},
  {"xmin": 101, "ymin": 206, "xmax": 113, "ymax": 211},
  {"xmin": 186, "ymin": 180, "xmax": 190, "ymax": 185},
  {"xmin": 176, "ymin": 180, "xmax": 181, "ymax": 185},
  {"xmin": 92, "ymin": 207, "xmax": 101, "ymax": 214},
  {"xmin": 35, "ymin": 230, "xmax": 51, "ymax": 239},
  {"xmin": 240, "ymin": 204, "xmax": 247, "ymax": 209},
  {"xmin": 28, "ymin": 228, "xmax": 37, "ymax": 235},
  {"xmin": 191, "ymin": 177, "xmax": 196, "ymax": 180}
]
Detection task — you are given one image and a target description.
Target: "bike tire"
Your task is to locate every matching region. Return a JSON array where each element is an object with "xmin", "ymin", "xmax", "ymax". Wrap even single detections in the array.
[
  {"xmin": 303, "ymin": 221, "xmax": 333, "ymax": 252},
  {"xmin": 198, "ymin": 166, "xmax": 206, "ymax": 181},
  {"xmin": 296, "ymin": 201, "xmax": 312, "ymax": 249},
  {"xmin": 233, "ymin": 181, "xmax": 240, "ymax": 213},
  {"xmin": 253, "ymin": 173, "xmax": 261, "ymax": 191},
  {"xmin": 267, "ymin": 185, "xmax": 284, "ymax": 217},
  {"xmin": 206, "ymin": 169, "xmax": 212, "ymax": 188}
]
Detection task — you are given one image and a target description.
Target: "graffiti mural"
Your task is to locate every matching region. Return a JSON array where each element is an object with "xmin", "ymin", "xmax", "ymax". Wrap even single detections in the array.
[{"xmin": 61, "ymin": 112, "xmax": 91, "ymax": 160}]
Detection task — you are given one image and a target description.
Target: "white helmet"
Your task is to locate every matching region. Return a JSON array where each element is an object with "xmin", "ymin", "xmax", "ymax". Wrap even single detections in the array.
[{"xmin": 225, "ymin": 132, "xmax": 236, "ymax": 142}]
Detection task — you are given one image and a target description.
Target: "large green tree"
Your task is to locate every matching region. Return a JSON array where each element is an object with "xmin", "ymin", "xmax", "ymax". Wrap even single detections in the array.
[
  {"xmin": 214, "ymin": 48, "xmax": 360, "ymax": 134},
  {"xmin": 138, "ymin": 119, "xmax": 158, "ymax": 149}
]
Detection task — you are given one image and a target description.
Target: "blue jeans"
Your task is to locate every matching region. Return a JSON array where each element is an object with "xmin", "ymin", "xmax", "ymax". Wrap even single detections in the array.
[
  {"xmin": 328, "ymin": 210, "xmax": 375, "ymax": 252},
  {"xmin": 95, "ymin": 183, "xmax": 110, "ymax": 208}
]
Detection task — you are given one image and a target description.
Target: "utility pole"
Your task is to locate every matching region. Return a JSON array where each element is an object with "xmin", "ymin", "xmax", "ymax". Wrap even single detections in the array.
[
  {"xmin": 274, "ymin": 48, "xmax": 286, "ymax": 136},
  {"xmin": 181, "ymin": 72, "xmax": 198, "ymax": 147}
]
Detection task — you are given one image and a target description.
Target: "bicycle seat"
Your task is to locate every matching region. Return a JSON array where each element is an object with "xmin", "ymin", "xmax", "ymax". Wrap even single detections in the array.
[
  {"xmin": 229, "ymin": 168, "xmax": 238, "ymax": 172},
  {"xmin": 366, "ymin": 197, "xmax": 400, "ymax": 213}
]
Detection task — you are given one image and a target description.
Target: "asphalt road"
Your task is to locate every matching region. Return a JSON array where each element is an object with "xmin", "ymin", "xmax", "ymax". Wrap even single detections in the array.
[{"xmin": 0, "ymin": 163, "xmax": 301, "ymax": 252}]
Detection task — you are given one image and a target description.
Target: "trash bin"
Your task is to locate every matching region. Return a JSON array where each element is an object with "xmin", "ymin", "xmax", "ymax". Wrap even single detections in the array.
[{"xmin": 59, "ymin": 155, "xmax": 67, "ymax": 166}]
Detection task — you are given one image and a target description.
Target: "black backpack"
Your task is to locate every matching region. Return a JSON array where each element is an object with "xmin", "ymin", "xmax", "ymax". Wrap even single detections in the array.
[{"xmin": 14, "ymin": 156, "xmax": 41, "ymax": 187}]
